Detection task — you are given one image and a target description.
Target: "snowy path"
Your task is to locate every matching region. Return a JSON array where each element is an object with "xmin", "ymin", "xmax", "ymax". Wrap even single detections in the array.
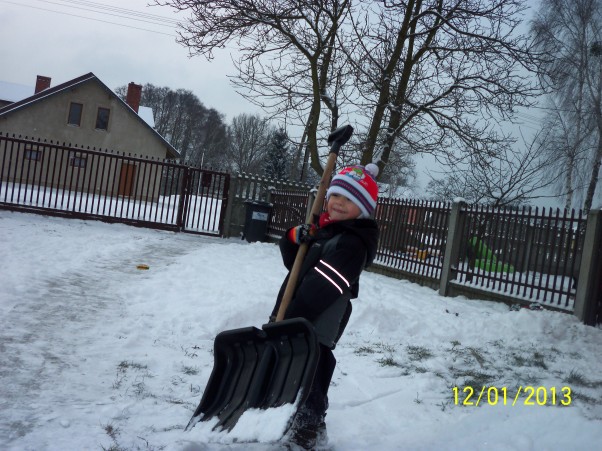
[
  {"xmin": 0, "ymin": 262, "xmax": 119, "ymax": 442},
  {"xmin": 0, "ymin": 215, "xmax": 215, "ymax": 448}
]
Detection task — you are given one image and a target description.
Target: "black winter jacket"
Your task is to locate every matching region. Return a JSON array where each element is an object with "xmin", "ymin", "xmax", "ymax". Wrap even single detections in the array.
[{"xmin": 271, "ymin": 217, "xmax": 379, "ymax": 348}]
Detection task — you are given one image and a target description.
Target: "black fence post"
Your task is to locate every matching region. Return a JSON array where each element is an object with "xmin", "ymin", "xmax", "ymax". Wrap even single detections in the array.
[
  {"xmin": 574, "ymin": 209, "xmax": 602, "ymax": 325},
  {"xmin": 218, "ymin": 173, "xmax": 231, "ymax": 238},
  {"xmin": 176, "ymin": 167, "xmax": 191, "ymax": 231},
  {"xmin": 439, "ymin": 199, "xmax": 467, "ymax": 296},
  {"xmin": 222, "ymin": 173, "xmax": 239, "ymax": 238}
]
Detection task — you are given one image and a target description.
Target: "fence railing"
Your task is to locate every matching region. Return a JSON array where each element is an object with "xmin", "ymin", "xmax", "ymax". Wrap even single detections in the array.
[
  {"xmin": 233, "ymin": 172, "xmax": 312, "ymax": 202},
  {"xmin": 179, "ymin": 167, "xmax": 230, "ymax": 235},
  {"xmin": 376, "ymin": 201, "xmax": 586, "ymax": 311},
  {"xmin": 0, "ymin": 133, "xmax": 229, "ymax": 235}
]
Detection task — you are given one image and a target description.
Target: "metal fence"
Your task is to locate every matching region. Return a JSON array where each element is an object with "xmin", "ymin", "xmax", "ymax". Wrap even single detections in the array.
[
  {"xmin": 0, "ymin": 132, "xmax": 229, "ymax": 235},
  {"xmin": 233, "ymin": 172, "xmax": 312, "ymax": 202},
  {"xmin": 374, "ymin": 198, "xmax": 451, "ymax": 282},
  {"xmin": 452, "ymin": 204, "xmax": 585, "ymax": 309},
  {"xmin": 267, "ymin": 189, "xmax": 312, "ymax": 238},
  {"xmin": 374, "ymin": 201, "xmax": 585, "ymax": 310},
  {"xmin": 224, "ymin": 172, "xmax": 313, "ymax": 238}
]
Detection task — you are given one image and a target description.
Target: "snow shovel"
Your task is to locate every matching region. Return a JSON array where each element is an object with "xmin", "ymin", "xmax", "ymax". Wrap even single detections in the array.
[{"xmin": 185, "ymin": 124, "xmax": 354, "ymax": 433}]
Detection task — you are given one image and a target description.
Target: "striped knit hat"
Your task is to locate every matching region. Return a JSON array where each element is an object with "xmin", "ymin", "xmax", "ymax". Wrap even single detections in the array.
[{"xmin": 326, "ymin": 163, "xmax": 379, "ymax": 218}]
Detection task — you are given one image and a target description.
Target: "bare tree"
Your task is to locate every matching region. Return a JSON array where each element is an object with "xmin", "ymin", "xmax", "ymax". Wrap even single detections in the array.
[
  {"xmin": 535, "ymin": 101, "xmax": 592, "ymax": 209},
  {"xmin": 159, "ymin": 0, "xmax": 539, "ymax": 186},
  {"xmin": 587, "ymin": 41, "xmax": 602, "ymax": 212},
  {"xmin": 344, "ymin": 0, "xmax": 540, "ymax": 174},
  {"xmin": 116, "ymin": 83, "xmax": 229, "ymax": 168},
  {"xmin": 190, "ymin": 108, "xmax": 230, "ymax": 168},
  {"xmin": 156, "ymin": 0, "xmax": 352, "ymax": 180},
  {"xmin": 531, "ymin": 0, "xmax": 602, "ymax": 214},
  {"xmin": 227, "ymin": 113, "xmax": 272, "ymax": 173},
  {"xmin": 426, "ymin": 132, "xmax": 559, "ymax": 207}
]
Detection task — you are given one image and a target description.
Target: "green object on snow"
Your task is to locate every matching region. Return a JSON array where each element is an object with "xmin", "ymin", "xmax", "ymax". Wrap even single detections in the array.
[
  {"xmin": 469, "ymin": 236, "xmax": 496, "ymax": 260},
  {"xmin": 469, "ymin": 237, "xmax": 515, "ymax": 273}
]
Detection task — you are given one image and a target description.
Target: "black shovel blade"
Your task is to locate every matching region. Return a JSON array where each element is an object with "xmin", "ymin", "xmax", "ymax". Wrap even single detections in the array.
[
  {"xmin": 327, "ymin": 124, "xmax": 353, "ymax": 155},
  {"xmin": 185, "ymin": 318, "xmax": 319, "ymax": 432}
]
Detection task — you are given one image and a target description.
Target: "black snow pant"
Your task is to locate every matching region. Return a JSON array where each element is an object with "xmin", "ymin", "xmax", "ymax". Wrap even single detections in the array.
[{"xmin": 300, "ymin": 344, "xmax": 337, "ymax": 423}]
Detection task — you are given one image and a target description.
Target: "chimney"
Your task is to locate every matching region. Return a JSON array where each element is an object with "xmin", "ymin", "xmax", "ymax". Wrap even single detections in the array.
[
  {"xmin": 35, "ymin": 75, "xmax": 51, "ymax": 94},
  {"xmin": 126, "ymin": 82, "xmax": 142, "ymax": 113}
]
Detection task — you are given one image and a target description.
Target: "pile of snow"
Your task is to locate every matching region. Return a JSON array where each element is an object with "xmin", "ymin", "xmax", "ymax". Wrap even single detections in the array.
[{"xmin": 1, "ymin": 210, "xmax": 601, "ymax": 451}]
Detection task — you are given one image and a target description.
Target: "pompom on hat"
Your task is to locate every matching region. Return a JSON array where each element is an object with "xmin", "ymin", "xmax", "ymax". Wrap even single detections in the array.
[{"xmin": 326, "ymin": 163, "xmax": 379, "ymax": 218}]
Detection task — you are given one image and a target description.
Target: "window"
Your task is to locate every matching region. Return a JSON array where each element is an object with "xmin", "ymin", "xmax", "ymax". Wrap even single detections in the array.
[
  {"xmin": 25, "ymin": 146, "xmax": 42, "ymax": 161},
  {"xmin": 70, "ymin": 154, "xmax": 87, "ymax": 168},
  {"xmin": 95, "ymin": 107, "xmax": 110, "ymax": 130},
  {"xmin": 68, "ymin": 102, "xmax": 83, "ymax": 126}
]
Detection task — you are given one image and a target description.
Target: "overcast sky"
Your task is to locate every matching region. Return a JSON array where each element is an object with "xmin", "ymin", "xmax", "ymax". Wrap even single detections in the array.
[
  {"xmin": 0, "ymin": 0, "xmax": 260, "ymax": 121},
  {"xmin": 0, "ymin": 0, "xmax": 570, "ymax": 207},
  {"xmin": 0, "ymin": 0, "xmax": 545, "ymax": 131}
]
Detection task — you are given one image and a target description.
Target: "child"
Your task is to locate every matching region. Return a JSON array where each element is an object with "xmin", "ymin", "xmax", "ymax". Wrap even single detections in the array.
[{"xmin": 270, "ymin": 164, "xmax": 380, "ymax": 449}]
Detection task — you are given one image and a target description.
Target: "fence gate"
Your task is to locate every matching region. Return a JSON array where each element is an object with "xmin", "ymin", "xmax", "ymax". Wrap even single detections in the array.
[
  {"xmin": 118, "ymin": 162, "xmax": 136, "ymax": 197},
  {"xmin": 179, "ymin": 167, "xmax": 230, "ymax": 237},
  {"xmin": 0, "ymin": 133, "xmax": 230, "ymax": 236}
]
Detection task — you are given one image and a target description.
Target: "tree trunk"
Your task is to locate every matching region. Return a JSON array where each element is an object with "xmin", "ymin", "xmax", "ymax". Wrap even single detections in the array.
[
  {"xmin": 584, "ymin": 53, "xmax": 602, "ymax": 215},
  {"xmin": 376, "ymin": 0, "xmax": 440, "ymax": 173},
  {"xmin": 565, "ymin": 90, "xmax": 584, "ymax": 210},
  {"xmin": 361, "ymin": 0, "xmax": 417, "ymax": 169},
  {"xmin": 583, "ymin": 137, "xmax": 602, "ymax": 216},
  {"xmin": 292, "ymin": 125, "xmax": 308, "ymax": 181}
]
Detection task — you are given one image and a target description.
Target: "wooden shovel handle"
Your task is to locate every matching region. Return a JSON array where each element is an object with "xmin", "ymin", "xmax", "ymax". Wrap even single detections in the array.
[{"xmin": 275, "ymin": 125, "xmax": 353, "ymax": 321}]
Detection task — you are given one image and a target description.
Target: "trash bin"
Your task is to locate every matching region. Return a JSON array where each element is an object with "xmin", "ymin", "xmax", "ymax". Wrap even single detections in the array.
[{"xmin": 243, "ymin": 200, "xmax": 273, "ymax": 242}]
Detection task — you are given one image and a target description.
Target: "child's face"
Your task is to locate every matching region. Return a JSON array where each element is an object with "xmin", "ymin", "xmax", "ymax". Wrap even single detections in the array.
[{"xmin": 327, "ymin": 193, "xmax": 362, "ymax": 221}]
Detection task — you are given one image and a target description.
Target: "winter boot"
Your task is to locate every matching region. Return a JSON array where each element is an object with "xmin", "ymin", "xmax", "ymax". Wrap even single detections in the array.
[{"xmin": 286, "ymin": 409, "xmax": 328, "ymax": 450}]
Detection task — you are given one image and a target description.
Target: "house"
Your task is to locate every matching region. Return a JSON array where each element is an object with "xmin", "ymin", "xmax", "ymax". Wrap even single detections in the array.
[
  {"xmin": 0, "ymin": 73, "xmax": 179, "ymax": 160},
  {"xmin": 0, "ymin": 73, "xmax": 179, "ymax": 200}
]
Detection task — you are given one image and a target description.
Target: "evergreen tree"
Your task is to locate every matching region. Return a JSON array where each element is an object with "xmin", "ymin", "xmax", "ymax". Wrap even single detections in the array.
[{"xmin": 264, "ymin": 128, "xmax": 289, "ymax": 179}]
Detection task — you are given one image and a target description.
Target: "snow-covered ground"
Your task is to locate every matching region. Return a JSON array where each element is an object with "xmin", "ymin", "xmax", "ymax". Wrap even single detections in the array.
[{"xmin": 1, "ymin": 210, "xmax": 601, "ymax": 451}]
